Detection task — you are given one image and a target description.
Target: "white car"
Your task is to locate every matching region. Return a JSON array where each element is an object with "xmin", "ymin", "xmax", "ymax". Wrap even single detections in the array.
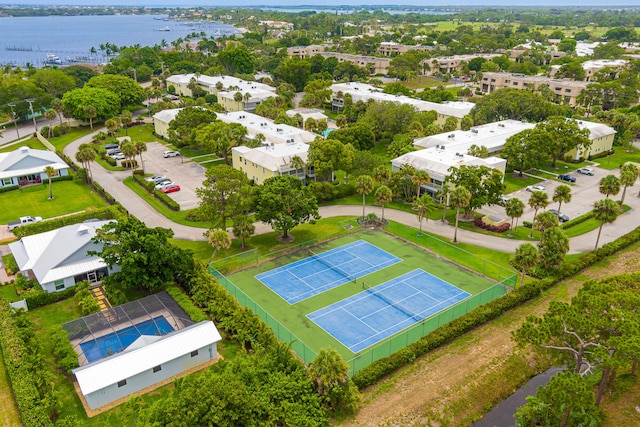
[
  {"xmin": 163, "ymin": 150, "xmax": 180, "ymax": 158},
  {"xmin": 155, "ymin": 180, "xmax": 174, "ymax": 190},
  {"xmin": 576, "ymin": 167, "xmax": 595, "ymax": 176},
  {"xmin": 145, "ymin": 175, "xmax": 167, "ymax": 183},
  {"xmin": 110, "ymin": 153, "xmax": 125, "ymax": 161},
  {"xmin": 526, "ymin": 185, "xmax": 546, "ymax": 192}
]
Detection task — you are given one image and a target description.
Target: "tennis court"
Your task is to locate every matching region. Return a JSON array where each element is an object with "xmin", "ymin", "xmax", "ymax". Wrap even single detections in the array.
[
  {"xmin": 307, "ymin": 269, "xmax": 471, "ymax": 353},
  {"xmin": 255, "ymin": 240, "xmax": 401, "ymax": 304}
]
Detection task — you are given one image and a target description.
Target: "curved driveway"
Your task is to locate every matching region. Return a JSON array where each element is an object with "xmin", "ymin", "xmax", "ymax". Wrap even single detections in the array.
[{"xmin": 65, "ymin": 130, "xmax": 640, "ymax": 254}]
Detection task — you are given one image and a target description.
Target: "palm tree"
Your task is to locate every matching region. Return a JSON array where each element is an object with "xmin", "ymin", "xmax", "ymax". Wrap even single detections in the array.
[
  {"xmin": 89, "ymin": 46, "xmax": 97, "ymax": 60},
  {"xmin": 43, "ymin": 166, "xmax": 57, "ymax": 200},
  {"xmin": 411, "ymin": 170, "xmax": 430, "ymax": 200},
  {"xmin": 512, "ymin": 243, "xmax": 538, "ymax": 288},
  {"xmin": 105, "ymin": 118, "xmax": 118, "ymax": 137},
  {"xmin": 593, "ymin": 198, "xmax": 621, "ymax": 250},
  {"xmin": 76, "ymin": 144, "xmax": 96, "ymax": 181},
  {"xmin": 44, "ymin": 109, "xmax": 56, "ymax": 137},
  {"xmin": 232, "ymin": 216, "xmax": 255, "ymax": 250},
  {"xmin": 84, "ymin": 106, "xmax": 97, "ymax": 131},
  {"xmin": 505, "ymin": 197, "xmax": 525, "ymax": 232},
  {"xmin": 437, "ymin": 183, "xmax": 451, "ymax": 223},
  {"xmin": 528, "ymin": 190, "xmax": 549, "ymax": 238},
  {"xmin": 120, "ymin": 141, "xmax": 137, "ymax": 173},
  {"xmin": 619, "ymin": 163, "xmax": 638, "ymax": 205},
  {"xmin": 290, "ymin": 155, "xmax": 305, "ymax": 179},
  {"xmin": 134, "ymin": 141, "xmax": 147, "ymax": 173},
  {"xmin": 51, "ymin": 99, "xmax": 65, "ymax": 128},
  {"xmin": 374, "ymin": 185, "xmax": 393, "ymax": 223},
  {"xmin": 233, "ymin": 91, "xmax": 243, "ymax": 104},
  {"xmin": 207, "ymin": 229, "xmax": 232, "ymax": 261},
  {"xmin": 449, "ymin": 186, "xmax": 471, "ymax": 243},
  {"xmin": 120, "ymin": 111, "xmax": 133, "ymax": 136},
  {"xmin": 413, "ymin": 193, "xmax": 435, "ymax": 232},
  {"xmin": 534, "ymin": 211, "xmax": 559, "ymax": 238},
  {"xmin": 355, "ymin": 175, "xmax": 375, "ymax": 223},
  {"xmin": 552, "ymin": 184, "xmax": 572, "ymax": 213},
  {"xmin": 372, "ymin": 165, "xmax": 390, "ymax": 185},
  {"xmin": 599, "ymin": 174, "xmax": 620, "ymax": 198}
]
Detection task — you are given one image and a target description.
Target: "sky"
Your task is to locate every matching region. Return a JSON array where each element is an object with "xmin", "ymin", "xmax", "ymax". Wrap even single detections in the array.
[{"xmin": 2, "ymin": 1, "xmax": 640, "ymax": 7}]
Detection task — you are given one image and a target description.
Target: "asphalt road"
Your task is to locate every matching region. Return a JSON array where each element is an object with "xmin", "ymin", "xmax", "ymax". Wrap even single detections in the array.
[{"xmin": 63, "ymin": 127, "xmax": 640, "ymax": 254}]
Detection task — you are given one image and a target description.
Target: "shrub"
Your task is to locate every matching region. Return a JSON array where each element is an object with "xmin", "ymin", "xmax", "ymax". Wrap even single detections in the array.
[
  {"xmin": 133, "ymin": 174, "xmax": 155, "ymax": 193},
  {"xmin": 0, "ymin": 185, "xmax": 19, "ymax": 193},
  {"xmin": 4, "ymin": 255, "xmax": 19, "ymax": 275},
  {"xmin": 154, "ymin": 190, "xmax": 180, "ymax": 211},
  {"xmin": 48, "ymin": 325, "xmax": 79, "ymax": 373},
  {"xmin": 14, "ymin": 274, "xmax": 37, "ymax": 294},
  {"xmin": 24, "ymin": 286, "xmax": 77, "ymax": 309},
  {"xmin": 12, "ymin": 206, "xmax": 124, "ymax": 238},
  {"xmin": 474, "ymin": 217, "xmax": 511, "ymax": 233},
  {"xmin": 165, "ymin": 285, "xmax": 207, "ymax": 322},
  {"xmin": 121, "ymin": 159, "xmax": 138, "ymax": 169},
  {"xmin": 309, "ymin": 181, "xmax": 338, "ymax": 202}
]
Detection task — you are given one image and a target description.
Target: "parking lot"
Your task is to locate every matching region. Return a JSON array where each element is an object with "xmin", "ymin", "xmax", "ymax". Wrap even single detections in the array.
[
  {"xmin": 479, "ymin": 165, "xmax": 633, "ymax": 223},
  {"xmin": 140, "ymin": 142, "xmax": 206, "ymax": 210}
]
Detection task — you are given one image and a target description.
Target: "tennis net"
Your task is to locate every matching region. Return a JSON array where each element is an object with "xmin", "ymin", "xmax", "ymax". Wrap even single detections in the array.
[
  {"xmin": 308, "ymin": 249, "xmax": 356, "ymax": 283},
  {"xmin": 362, "ymin": 281, "xmax": 422, "ymax": 321}
]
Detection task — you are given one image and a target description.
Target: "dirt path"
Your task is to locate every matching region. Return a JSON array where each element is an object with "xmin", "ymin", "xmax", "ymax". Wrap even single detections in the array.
[{"xmin": 341, "ymin": 243, "xmax": 640, "ymax": 427}]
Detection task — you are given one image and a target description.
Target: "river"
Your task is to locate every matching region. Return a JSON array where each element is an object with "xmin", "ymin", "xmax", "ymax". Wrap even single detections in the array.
[{"xmin": 0, "ymin": 14, "xmax": 238, "ymax": 68}]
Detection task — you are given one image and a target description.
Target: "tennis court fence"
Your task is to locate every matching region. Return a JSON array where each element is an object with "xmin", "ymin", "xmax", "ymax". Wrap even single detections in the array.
[
  {"xmin": 210, "ymin": 218, "xmax": 360, "ymax": 274},
  {"xmin": 209, "ymin": 266, "xmax": 508, "ymax": 377}
]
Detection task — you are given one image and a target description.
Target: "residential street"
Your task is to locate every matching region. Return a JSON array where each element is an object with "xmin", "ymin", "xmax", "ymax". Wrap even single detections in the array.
[{"xmin": 63, "ymin": 131, "xmax": 640, "ymax": 255}]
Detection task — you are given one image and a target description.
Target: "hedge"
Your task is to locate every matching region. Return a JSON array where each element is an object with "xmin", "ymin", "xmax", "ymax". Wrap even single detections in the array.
[
  {"xmin": 351, "ymin": 224, "xmax": 640, "ymax": 389},
  {"xmin": 0, "ymin": 185, "xmax": 20, "ymax": 194},
  {"xmin": 153, "ymin": 189, "xmax": 180, "ymax": 211},
  {"xmin": 24, "ymin": 286, "xmax": 77, "ymax": 310},
  {"xmin": 133, "ymin": 174, "xmax": 155, "ymax": 193},
  {"xmin": 48, "ymin": 324, "xmax": 79, "ymax": 374},
  {"xmin": 12, "ymin": 206, "xmax": 125, "ymax": 238},
  {"xmin": 0, "ymin": 301, "xmax": 54, "ymax": 427},
  {"xmin": 165, "ymin": 285, "xmax": 207, "ymax": 323}
]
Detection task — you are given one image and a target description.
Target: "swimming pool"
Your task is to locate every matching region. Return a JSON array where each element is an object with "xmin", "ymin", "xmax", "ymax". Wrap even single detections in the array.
[{"xmin": 80, "ymin": 316, "xmax": 174, "ymax": 363}]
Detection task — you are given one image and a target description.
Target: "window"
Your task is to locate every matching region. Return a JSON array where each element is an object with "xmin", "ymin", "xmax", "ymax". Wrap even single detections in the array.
[
  {"xmin": 153, "ymin": 365, "xmax": 162, "ymax": 373},
  {"xmin": 118, "ymin": 379, "xmax": 127, "ymax": 387},
  {"xmin": 512, "ymin": 82, "xmax": 518, "ymax": 86},
  {"xmin": 565, "ymin": 88, "xmax": 571, "ymax": 93},
  {"xmin": 190, "ymin": 350, "xmax": 199, "ymax": 357},
  {"xmin": 54, "ymin": 280, "xmax": 65, "ymax": 291},
  {"xmin": 2, "ymin": 178, "xmax": 11, "ymax": 185}
]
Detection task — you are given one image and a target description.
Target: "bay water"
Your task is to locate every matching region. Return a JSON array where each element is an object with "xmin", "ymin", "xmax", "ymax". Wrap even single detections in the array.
[{"xmin": 0, "ymin": 14, "xmax": 238, "ymax": 67}]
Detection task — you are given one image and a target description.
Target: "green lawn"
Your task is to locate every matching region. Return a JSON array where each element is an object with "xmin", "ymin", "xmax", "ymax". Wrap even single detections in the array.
[
  {"xmin": 0, "ymin": 179, "xmax": 107, "ymax": 224},
  {"xmin": 0, "ymin": 283, "xmax": 20, "ymax": 303},
  {"xmin": 593, "ymin": 146, "xmax": 640, "ymax": 170}
]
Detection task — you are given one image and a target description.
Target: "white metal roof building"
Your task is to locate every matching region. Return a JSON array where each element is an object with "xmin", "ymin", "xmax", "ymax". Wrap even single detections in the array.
[
  {"xmin": 217, "ymin": 111, "xmax": 318, "ymax": 145},
  {"xmin": 232, "ymin": 141, "xmax": 310, "ymax": 185},
  {"xmin": 72, "ymin": 319, "xmax": 221, "ymax": 411},
  {"xmin": 0, "ymin": 146, "xmax": 70, "ymax": 189},
  {"xmin": 165, "ymin": 73, "xmax": 275, "ymax": 97},
  {"xmin": 9, "ymin": 220, "xmax": 118, "ymax": 293}
]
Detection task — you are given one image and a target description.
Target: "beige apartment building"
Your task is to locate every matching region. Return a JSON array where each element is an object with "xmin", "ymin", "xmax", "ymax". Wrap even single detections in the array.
[
  {"xmin": 480, "ymin": 72, "xmax": 590, "ymax": 106},
  {"xmin": 377, "ymin": 42, "xmax": 435, "ymax": 57},
  {"xmin": 422, "ymin": 53, "xmax": 502, "ymax": 76},
  {"xmin": 287, "ymin": 46, "xmax": 391, "ymax": 75}
]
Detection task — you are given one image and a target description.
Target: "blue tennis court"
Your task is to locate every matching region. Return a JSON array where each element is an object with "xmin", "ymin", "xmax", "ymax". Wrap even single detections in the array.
[
  {"xmin": 307, "ymin": 269, "xmax": 471, "ymax": 353},
  {"xmin": 255, "ymin": 240, "xmax": 401, "ymax": 304}
]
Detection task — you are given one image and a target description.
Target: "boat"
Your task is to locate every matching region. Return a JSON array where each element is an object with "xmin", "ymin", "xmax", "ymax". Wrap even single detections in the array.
[
  {"xmin": 43, "ymin": 53, "xmax": 62, "ymax": 65},
  {"xmin": 157, "ymin": 26, "xmax": 171, "ymax": 32}
]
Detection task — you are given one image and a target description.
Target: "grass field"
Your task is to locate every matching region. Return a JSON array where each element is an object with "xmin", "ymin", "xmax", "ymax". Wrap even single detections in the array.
[
  {"xmin": 0, "ymin": 179, "xmax": 107, "ymax": 224},
  {"xmin": 225, "ymin": 228, "xmax": 500, "ymax": 362}
]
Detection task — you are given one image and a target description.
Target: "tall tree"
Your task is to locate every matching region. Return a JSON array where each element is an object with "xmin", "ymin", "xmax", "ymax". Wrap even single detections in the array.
[
  {"xmin": 355, "ymin": 175, "xmax": 374, "ymax": 223},
  {"xmin": 619, "ymin": 162, "xmax": 638, "ymax": 205},
  {"xmin": 167, "ymin": 106, "xmax": 217, "ymax": 148},
  {"xmin": 134, "ymin": 141, "xmax": 147, "ymax": 174},
  {"xmin": 83, "ymin": 105, "xmax": 97, "ymax": 131},
  {"xmin": 196, "ymin": 165, "xmax": 249, "ymax": 229},
  {"xmin": 120, "ymin": 140, "xmax": 137, "ymax": 173},
  {"xmin": 307, "ymin": 139, "xmax": 347, "ymax": 182},
  {"xmin": 120, "ymin": 110, "xmax": 133, "ymax": 136},
  {"xmin": 43, "ymin": 165, "xmax": 57, "ymax": 200},
  {"xmin": 512, "ymin": 243, "xmax": 538, "ymax": 287},
  {"xmin": 43, "ymin": 109, "xmax": 56, "ymax": 138},
  {"xmin": 599, "ymin": 174, "xmax": 621, "ymax": 198},
  {"xmin": 411, "ymin": 170, "xmax": 430, "ymax": 200},
  {"xmin": 231, "ymin": 215, "xmax": 255, "ymax": 250},
  {"xmin": 449, "ymin": 185, "xmax": 471, "ymax": 243},
  {"xmin": 528, "ymin": 190, "xmax": 549, "ymax": 238},
  {"xmin": 538, "ymin": 227, "xmax": 569, "ymax": 270},
  {"xmin": 196, "ymin": 121, "xmax": 247, "ymax": 164},
  {"xmin": 85, "ymin": 74, "xmax": 144, "ymax": 110},
  {"xmin": 534, "ymin": 211, "xmax": 560, "ymax": 236},
  {"xmin": 447, "ymin": 165, "xmax": 505, "ymax": 217},
  {"xmin": 537, "ymin": 117, "xmax": 591, "ymax": 168},
  {"xmin": 413, "ymin": 193, "xmax": 436, "ymax": 232},
  {"xmin": 553, "ymin": 184, "xmax": 572, "ymax": 213},
  {"xmin": 62, "ymin": 87, "xmax": 120, "ymax": 123},
  {"xmin": 502, "ymin": 128, "xmax": 553, "ymax": 177},
  {"xmin": 505, "ymin": 197, "xmax": 525, "ymax": 232},
  {"xmin": 374, "ymin": 185, "xmax": 393, "ymax": 223},
  {"xmin": 593, "ymin": 198, "xmax": 621, "ymax": 250},
  {"xmin": 255, "ymin": 175, "xmax": 320, "ymax": 240}
]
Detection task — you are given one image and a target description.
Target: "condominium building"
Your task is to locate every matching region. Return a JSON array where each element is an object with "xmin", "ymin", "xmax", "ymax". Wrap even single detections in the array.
[
  {"xmin": 377, "ymin": 42, "xmax": 435, "ymax": 57},
  {"xmin": 421, "ymin": 53, "xmax": 502, "ymax": 76},
  {"xmin": 165, "ymin": 74, "xmax": 275, "ymax": 98},
  {"xmin": 480, "ymin": 72, "xmax": 590, "ymax": 106}
]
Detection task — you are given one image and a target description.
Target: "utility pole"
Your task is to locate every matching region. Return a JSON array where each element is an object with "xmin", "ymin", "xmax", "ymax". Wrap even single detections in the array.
[
  {"xmin": 7, "ymin": 102, "xmax": 19, "ymax": 138},
  {"xmin": 25, "ymin": 98, "xmax": 38, "ymax": 132}
]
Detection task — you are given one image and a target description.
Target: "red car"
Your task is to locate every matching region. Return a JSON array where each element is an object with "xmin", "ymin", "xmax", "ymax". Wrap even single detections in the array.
[{"xmin": 161, "ymin": 184, "xmax": 180, "ymax": 193}]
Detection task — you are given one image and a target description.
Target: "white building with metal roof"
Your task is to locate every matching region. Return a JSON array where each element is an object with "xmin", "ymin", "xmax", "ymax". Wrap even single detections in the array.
[
  {"xmin": 8, "ymin": 220, "xmax": 118, "ymax": 293},
  {"xmin": 232, "ymin": 141, "xmax": 311, "ymax": 185},
  {"xmin": 330, "ymin": 82, "xmax": 474, "ymax": 128},
  {"xmin": 0, "ymin": 146, "xmax": 70, "ymax": 189},
  {"xmin": 73, "ymin": 320, "xmax": 221, "ymax": 411},
  {"xmin": 217, "ymin": 111, "xmax": 318, "ymax": 145},
  {"xmin": 165, "ymin": 73, "xmax": 275, "ymax": 98}
]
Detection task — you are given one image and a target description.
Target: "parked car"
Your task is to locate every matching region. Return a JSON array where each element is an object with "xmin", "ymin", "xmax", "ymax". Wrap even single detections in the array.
[
  {"xmin": 155, "ymin": 180, "xmax": 173, "ymax": 190},
  {"xmin": 110, "ymin": 153, "xmax": 125, "ymax": 161},
  {"xmin": 557, "ymin": 174, "xmax": 576, "ymax": 182},
  {"xmin": 145, "ymin": 175, "xmax": 167, "ymax": 183},
  {"xmin": 107, "ymin": 149, "xmax": 122, "ymax": 156},
  {"xmin": 103, "ymin": 143, "xmax": 119, "ymax": 150},
  {"xmin": 548, "ymin": 209, "xmax": 570, "ymax": 223},
  {"xmin": 161, "ymin": 184, "xmax": 181, "ymax": 193},
  {"xmin": 577, "ymin": 167, "xmax": 595, "ymax": 176},
  {"xmin": 163, "ymin": 150, "xmax": 180, "ymax": 158},
  {"xmin": 526, "ymin": 185, "xmax": 546, "ymax": 192},
  {"xmin": 499, "ymin": 196, "xmax": 510, "ymax": 206},
  {"xmin": 8, "ymin": 215, "xmax": 43, "ymax": 231}
]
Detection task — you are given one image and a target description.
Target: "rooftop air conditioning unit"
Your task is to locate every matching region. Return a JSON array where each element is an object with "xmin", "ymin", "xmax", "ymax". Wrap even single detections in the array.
[
  {"xmin": 498, "ymin": 123, "xmax": 505, "ymax": 127},
  {"xmin": 471, "ymin": 129, "xmax": 478, "ymax": 134},
  {"xmin": 448, "ymin": 134, "xmax": 455, "ymax": 138}
]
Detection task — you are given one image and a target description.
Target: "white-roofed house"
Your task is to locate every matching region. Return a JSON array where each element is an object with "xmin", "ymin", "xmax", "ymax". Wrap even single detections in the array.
[
  {"xmin": 0, "ymin": 146, "xmax": 70, "ymax": 189},
  {"xmin": 63, "ymin": 292, "xmax": 222, "ymax": 412},
  {"xmin": 8, "ymin": 220, "xmax": 118, "ymax": 293},
  {"xmin": 217, "ymin": 87, "xmax": 276, "ymax": 112},
  {"xmin": 165, "ymin": 74, "xmax": 275, "ymax": 98},
  {"xmin": 217, "ymin": 111, "xmax": 318, "ymax": 146},
  {"xmin": 232, "ymin": 142, "xmax": 311, "ymax": 185},
  {"xmin": 565, "ymin": 119, "xmax": 616, "ymax": 161},
  {"xmin": 152, "ymin": 107, "xmax": 183, "ymax": 139}
]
